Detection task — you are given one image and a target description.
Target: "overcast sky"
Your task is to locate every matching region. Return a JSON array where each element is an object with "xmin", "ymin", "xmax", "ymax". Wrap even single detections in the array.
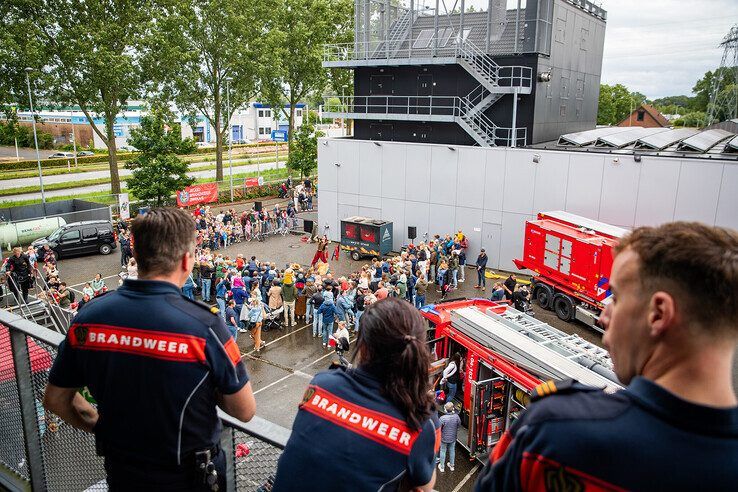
[{"xmin": 599, "ymin": 0, "xmax": 738, "ymax": 99}]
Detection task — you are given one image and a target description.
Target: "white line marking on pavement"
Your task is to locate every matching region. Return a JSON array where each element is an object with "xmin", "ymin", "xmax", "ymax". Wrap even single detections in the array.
[
  {"xmin": 252, "ymin": 336, "xmax": 356, "ymax": 395},
  {"xmin": 240, "ymin": 323, "xmax": 310, "ymax": 358},
  {"xmin": 450, "ymin": 463, "xmax": 482, "ymax": 492}
]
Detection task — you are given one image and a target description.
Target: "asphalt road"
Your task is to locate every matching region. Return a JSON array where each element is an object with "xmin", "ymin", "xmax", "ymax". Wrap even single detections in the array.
[
  {"xmin": 0, "ymin": 145, "xmax": 56, "ymax": 161},
  {"xmin": 47, "ymin": 201, "xmax": 738, "ymax": 492},
  {"xmin": 1, "ymin": 159, "xmax": 287, "ymax": 201}
]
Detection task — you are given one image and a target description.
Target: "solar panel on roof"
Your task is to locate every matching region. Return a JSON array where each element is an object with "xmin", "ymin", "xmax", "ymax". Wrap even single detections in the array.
[
  {"xmin": 558, "ymin": 127, "xmax": 633, "ymax": 147},
  {"xmin": 633, "ymin": 128, "xmax": 698, "ymax": 150},
  {"xmin": 676, "ymin": 129, "xmax": 734, "ymax": 153},
  {"xmin": 594, "ymin": 127, "xmax": 668, "ymax": 148},
  {"xmin": 436, "ymin": 28, "xmax": 454, "ymax": 47},
  {"xmin": 724, "ymin": 135, "xmax": 738, "ymax": 154},
  {"xmin": 413, "ymin": 29, "xmax": 434, "ymax": 49}
]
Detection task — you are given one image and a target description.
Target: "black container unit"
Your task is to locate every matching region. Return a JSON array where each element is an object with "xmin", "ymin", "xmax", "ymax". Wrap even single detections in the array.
[{"xmin": 340, "ymin": 216, "xmax": 393, "ymax": 260}]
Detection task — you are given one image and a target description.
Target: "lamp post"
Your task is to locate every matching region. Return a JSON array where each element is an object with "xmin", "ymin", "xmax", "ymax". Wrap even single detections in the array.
[
  {"xmin": 25, "ymin": 67, "xmax": 46, "ymax": 206},
  {"xmin": 225, "ymin": 77, "xmax": 234, "ymax": 202},
  {"xmin": 70, "ymin": 108, "xmax": 78, "ymax": 167}
]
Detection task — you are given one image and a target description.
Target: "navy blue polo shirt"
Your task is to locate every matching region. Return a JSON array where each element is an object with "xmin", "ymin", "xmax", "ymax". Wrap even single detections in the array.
[
  {"xmin": 475, "ymin": 377, "xmax": 738, "ymax": 491},
  {"xmin": 273, "ymin": 366, "xmax": 440, "ymax": 492},
  {"xmin": 49, "ymin": 279, "xmax": 249, "ymax": 467}
]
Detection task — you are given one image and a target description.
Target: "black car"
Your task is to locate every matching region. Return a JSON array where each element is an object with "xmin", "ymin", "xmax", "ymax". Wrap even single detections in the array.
[{"xmin": 32, "ymin": 220, "xmax": 117, "ymax": 259}]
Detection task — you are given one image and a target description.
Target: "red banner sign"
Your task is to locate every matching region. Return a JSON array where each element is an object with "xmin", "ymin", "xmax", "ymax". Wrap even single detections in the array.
[
  {"xmin": 176, "ymin": 183, "xmax": 219, "ymax": 207},
  {"xmin": 244, "ymin": 176, "xmax": 264, "ymax": 188}
]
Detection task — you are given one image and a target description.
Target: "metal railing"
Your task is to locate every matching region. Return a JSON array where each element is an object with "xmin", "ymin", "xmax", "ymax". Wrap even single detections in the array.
[
  {"xmin": 324, "ymin": 38, "xmax": 533, "ymax": 90},
  {"xmin": 0, "ymin": 308, "xmax": 289, "ymax": 491},
  {"xmin": 322, "ymin": 94, "xmax": 527, "ymax": 147}
]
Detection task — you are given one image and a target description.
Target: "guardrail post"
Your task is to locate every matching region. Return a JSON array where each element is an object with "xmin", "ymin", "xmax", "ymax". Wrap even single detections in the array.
[
  {"xmin": 10, "ymin": 329, "xmax": 48, "ymax": 492},
  {"xmin": 220, "ymin": 425, "xmax": 236, "ymax": 491}
]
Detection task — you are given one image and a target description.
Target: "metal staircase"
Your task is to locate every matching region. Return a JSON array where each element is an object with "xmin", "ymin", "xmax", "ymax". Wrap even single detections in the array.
[
  {"xmin": 386, "ymin": 10, "xmax": 412, "ymax": 57},
  {"xmin": 452, "ymin": 38, "xmax": 533, "ymax": 146},
  {"xmin": 371, "ymin": 9, "xmax": 413, "ymax": 59},
  {"xmin": 3, "ymin": 273, "xmax": 74, "ymax": 334}
]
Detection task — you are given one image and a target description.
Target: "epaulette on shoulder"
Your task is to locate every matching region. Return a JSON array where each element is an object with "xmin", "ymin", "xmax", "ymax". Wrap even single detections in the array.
[
  {"xmin": 531, "ymin": 379, "xmax": 596, "ymax": 402},
  {"xmin": 174, "ymin": 295, "xmax": 220, "ymax": 318}
]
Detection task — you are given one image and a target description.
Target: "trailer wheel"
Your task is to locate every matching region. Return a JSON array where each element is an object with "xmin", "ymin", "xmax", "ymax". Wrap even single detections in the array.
[
  {"xmin": 553, "ymin": 295, "xmax": 574, "ymax": 322},
  {"xmin": 533, "ymin": 284, "xmax": 554, "ymax": 310},
  {"xmin": 351, "ymin": 251, "xmax": 361, "ymax": 261}
]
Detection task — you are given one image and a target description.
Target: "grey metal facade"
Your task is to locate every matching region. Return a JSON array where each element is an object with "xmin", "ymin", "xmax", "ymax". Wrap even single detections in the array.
[
  {"xmin": 323, "ymin": 0, "xmax": 606, "ymax": 146},
  {"xmin": 532, "ymin": 0, "xmax": 607, "ymax": 143}
]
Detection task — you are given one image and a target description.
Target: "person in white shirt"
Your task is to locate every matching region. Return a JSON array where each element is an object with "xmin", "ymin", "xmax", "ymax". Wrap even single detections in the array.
[
  {"xmin": 441, "ymin": 353, "xmax": 461, "ymax": 403},
  {"xmin": 331, "ymin": 321, "xmax": 350, "ymax": 348}
]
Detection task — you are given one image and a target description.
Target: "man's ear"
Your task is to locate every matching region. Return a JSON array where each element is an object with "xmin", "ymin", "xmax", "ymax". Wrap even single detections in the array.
[{"xmin": 648, "ymin": 291, "xmax": 677, "ymax": 337}]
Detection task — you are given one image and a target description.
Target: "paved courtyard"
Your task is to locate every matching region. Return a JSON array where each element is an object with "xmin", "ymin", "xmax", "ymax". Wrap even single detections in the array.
[{"xmin": 52, "ymin": 211, "xmax": 611, "ymax": 491}]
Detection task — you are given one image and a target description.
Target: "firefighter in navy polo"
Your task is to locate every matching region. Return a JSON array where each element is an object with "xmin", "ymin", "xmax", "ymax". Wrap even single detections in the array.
[
  {"xmin": 475, "ymin": 222, "xmax": 738, "ymax": 491},
  {"xmin": 273, "ymin": 298, "xmax": 440, "ymax": 491},
  {"xmin": 44, "ymin": 208, "xmax": 256, "ymax": 491}
]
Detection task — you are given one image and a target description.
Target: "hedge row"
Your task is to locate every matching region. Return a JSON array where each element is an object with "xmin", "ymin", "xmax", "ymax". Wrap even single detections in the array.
[
  {"xmin": 1, "ymin": 141, "xmax": 287, "ymax": 171},
  {"xmin": 0, "ymin": 153, "xmax": 135, "ymax": 171}
]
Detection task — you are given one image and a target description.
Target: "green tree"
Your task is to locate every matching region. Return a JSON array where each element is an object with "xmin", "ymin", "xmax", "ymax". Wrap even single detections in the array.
[
  {"xmin": 146, "ymin": 0, "xmax": 266, "ymax": 183},
  {"xmin": 261, "ymin": 0, "xmax": 353, "ymax": 148},
  {"xmin": 286, "ymin": 122, "xmax": 323, "ymax": 178},
  {"xmin": 4, "ymin": 0, "xmax": 154, "ymax": 195},
  {"xmin": 125, "ymin": 115, "xmax": 195, "ymax": 206},
  {"xmin": 597, "ymin": 84, "xmax": 647, "ymax": 126},
  {"xmin": 692, "ymin": 67, "xmax": 738, "ymax": 124},
  {"xmin": 671, "ymin": 111, "xmax": 707, "ymax": 128}
]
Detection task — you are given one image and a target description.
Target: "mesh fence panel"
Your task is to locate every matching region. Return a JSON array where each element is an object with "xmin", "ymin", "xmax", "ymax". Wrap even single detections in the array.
[
  {"xmin": 0, "ymin": 326, "xmax": 30, "ymax": 481},
  {"xmin": 28, "ymin": 339, "xmax": 107, "ymax": 491},
  {"xmin": 232, "ymin": 427, "xmax": 283, "ymax": 491},
  {"xmin": 3, "ymin": 321, "xmax": 286, "ymax": 491}
]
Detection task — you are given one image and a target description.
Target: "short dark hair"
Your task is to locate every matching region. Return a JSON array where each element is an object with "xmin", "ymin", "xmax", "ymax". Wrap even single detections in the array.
[
  {"xmin": 130, "ymin": 208, "xmax": 195, "ymax": 277},
  {"xmin": 615, "ymin": 222, "xmax": 738, "ymax": 337}
]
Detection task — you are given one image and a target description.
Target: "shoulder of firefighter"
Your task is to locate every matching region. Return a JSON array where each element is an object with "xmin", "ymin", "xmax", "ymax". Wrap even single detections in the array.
[
  {"xmin": 47, "ymin": 279, "xmax": 249, "ymax": 467},
  {"xmin": 273, "ymin": 366, "xmax": 441, "ymax": 491},
  {"xmin": 474, "ymin": 377, "xmax": 738, "ymax": 492}
]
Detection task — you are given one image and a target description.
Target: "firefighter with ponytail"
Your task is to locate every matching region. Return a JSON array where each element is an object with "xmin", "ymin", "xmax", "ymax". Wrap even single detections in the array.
[{"xmin": 274, "ymin": 297, "xmax": 441, "ymax": 491}]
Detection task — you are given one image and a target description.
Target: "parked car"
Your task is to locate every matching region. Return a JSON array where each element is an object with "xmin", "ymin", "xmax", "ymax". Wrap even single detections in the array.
[
  {"xmin": 48, "ymin": 152, "xmax": 75, "ymax": 159},
  {"xmin": 32, "ymin": 220, "xmax": 117, "ymax": 259},
  {"xmin": 77, "ymin": 150, "xmax": 95, "ymax": 156}
]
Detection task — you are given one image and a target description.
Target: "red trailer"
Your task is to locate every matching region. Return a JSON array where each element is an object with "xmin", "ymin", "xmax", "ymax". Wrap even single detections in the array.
[
  {"xmin": 420, "ymin": 298, "xmax": 620, "ymax": 461},
  {"xmin": 513, "ymin": 211, "xmax": 628, "ymax": 331}
]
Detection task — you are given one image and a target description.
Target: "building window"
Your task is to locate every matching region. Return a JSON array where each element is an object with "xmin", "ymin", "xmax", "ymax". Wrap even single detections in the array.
[
  {"xmin": 296, "ymin": 110, "xmax": 302, "ymax": 117},
  {"xmin": 258, "ymin": 110, "xmax": 265, "ymax": 118},
  {"xmin": 266, "ymin": 110, "xmax": 272, "ymax": 118},
  {"xmin": 265, "ymin": 127, "xmax": 272, "ymax": 134},
  {"xmin": 258, "ymin": 127, "xmax": 265, "ymax": 135},
  {"xmin": 637, "ymin": 110, "xmax": 645, "ymax": 122}
]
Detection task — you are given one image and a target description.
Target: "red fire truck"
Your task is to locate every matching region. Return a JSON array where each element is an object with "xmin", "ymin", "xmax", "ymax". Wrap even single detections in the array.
[
  {"xmin": 421, "ymin": 298, "xmax": 621, "ymax": 461},
  {"xmin": 513, "ymin": 211, "xmax": 628, "ymax": 331}
]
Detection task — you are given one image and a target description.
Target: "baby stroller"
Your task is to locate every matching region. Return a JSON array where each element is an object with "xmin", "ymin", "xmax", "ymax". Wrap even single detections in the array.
[{"xmin": 262, "ymin": 304, "xmax": 285, "ymax": 332}]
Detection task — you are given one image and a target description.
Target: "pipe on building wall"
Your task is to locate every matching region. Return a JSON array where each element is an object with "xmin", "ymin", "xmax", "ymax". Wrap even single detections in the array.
[
  {"xmin": 385, "ymin": 0, "xmax": 390, "ymax": 59},
  {"xmin": 409, "ymin": 0, "xmax": 414, "ymax": 58},
  {"xmin": 434, "ymin": 0, "xmax": 439, "ymax": 56},
  {"xmin": 486, "ymin": 0, "xmax": 492, "ymax": 52},
  {"xmin": 515, "ymin": 0, "xmax": 522, "ymax": 53}
]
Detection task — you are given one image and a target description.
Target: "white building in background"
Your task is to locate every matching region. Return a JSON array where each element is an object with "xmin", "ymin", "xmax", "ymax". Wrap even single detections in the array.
[
  {"xmin": 317, "ymin": 129, "xmax": 738, "ymax": 272},
  {"xmin": 180, "ymin": 103, "xmax": 306, "ymax": 144}
]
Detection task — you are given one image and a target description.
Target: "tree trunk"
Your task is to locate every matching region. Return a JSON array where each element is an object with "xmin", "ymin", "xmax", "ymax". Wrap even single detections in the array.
[
  {"xmin": 106, "ymin": 113, "xmax": 121, "ymax": 195},
  {"xmin": 214, "ymin": 92, "xmax": 224, "ymax": 182},
  {"xmin": 288, "ymin": 97, "xmax": 296, "ymax": 151}
]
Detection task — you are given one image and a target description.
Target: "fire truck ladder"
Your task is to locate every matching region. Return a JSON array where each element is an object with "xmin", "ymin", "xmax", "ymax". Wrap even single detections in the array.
[{"xmin": 451, "ymin": 307, "xmax": 623, "ymax": 392}]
